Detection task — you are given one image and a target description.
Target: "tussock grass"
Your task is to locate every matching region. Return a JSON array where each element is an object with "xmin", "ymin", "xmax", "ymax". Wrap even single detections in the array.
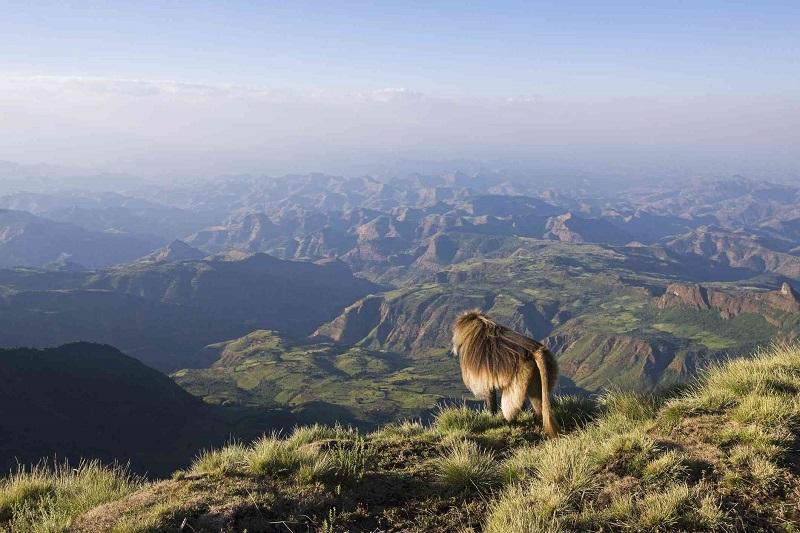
[
  {"xmin": 247, "ymin": 434, "xmax": 310, "ymax": 475},
  {"xmin": 656, "ymin": 397, "xmax": 696, "ymax": 429},
  {"xmin": 532, "ymin": 439, "xmax": 600, "ymax": 502},
  {"xmin": 503, "ymin": 415, "xmax": 655, "ymax": 489},
  {"xmin": 287, "ymin": 423, "xmax": 358, "ymax": 448},
  {"xmin": 499, "ymin": 429, "xmax": 606, "ymax": 526},
  {"xmin": 597, "ymin": 428, "xmax": 658, "ymax": 477},
  {"xmin": 671, "ymin": 343, "xmax": 800, "ymax": 417},
  {"xmin": 187, "ymin": 427, "xmax": 373, "ymax": 487},
  {"xmin": 370, "ymin": 420, "xmax": 429, "ymax": 442},
  {"xmin": 716, "ymin": 424, "xmax": 789, "ymax": 459},
  {"xmin": 297, "ymin": 456, "xmax": 335, "ymax": 486},
  {"xmin": 189, "ymin": 442, "xmax": 248, "ymax": 476},
  {"xmin": 323, "ymin": 437, "xmax": 373, "ymax": 484},
  {"xmin": 727, "ymin": 442, "xmax": 782, "ymax": 488},
  {"xmin": 0, "ymin": 460, "xmax": 140, "ymax": 533},
  {"xmin": 599, "ymin": 390, "xmax": 659, "ymax": 421},
  {"xmin": 636, "ymin": 482, "xmax": 692, "ymax": 531},
  {"xmin": 748, "ymin": 456, "xmax": 781, "ymax": 487},
  {"xmin": 0, "ymin": 465, "xmax": 53, "ymax": 522},
  {"xmin": 642, "ymin": 449, "xmax": 690, "ymax": 483},
  {"xmin": 435, "ymin": 440, "xmax": 501, "ymax": 491},
  {"xmin": 695, "ymin": 491, "xmax": 726, "ymax": 530},
  {"xmin": 552, "ymin": 394, "xmax": 599, "ymax": 430},
  {"xmin": 501, "ymin": 445, "xmax": 539, "ymax": 484},
  {"xmin": 732, "ymin": 392, "xmax": 799, "ymax": 427},
  {"xmin": 489, "ymin": 344, "xmax": 800, "ymax": 531},
  {"xmin": 485, "ymin": 481, "xmax": 567, "ymax": 533},
  {"xmin": 577, "ymin": 483, "xmax": 724, "ymax": 531},
  {"xmin": 434, "ymin": 405, "xmax": 504, "ymax": 435},
  {"xmin": 299, "ymin": 437, "xmax": 374, "ymax": 485}
]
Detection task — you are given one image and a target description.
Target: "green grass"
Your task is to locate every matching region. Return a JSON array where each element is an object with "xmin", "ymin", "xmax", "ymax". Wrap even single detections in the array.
[
  {"xmin": 187, "ymin": 426, "xmax": 373, "ymax": 487},
  {"xmin": 189, "ymin": 442, "xmax": 248, "ymax": 476},
  {"xmin": 247, "ymin": 434, "xmax": 311, "ymax": 475},
  {"xmin": 485, "ymin": 481, "xmax": 569, "ymax": 533},
  {"xmin": 0, "ymin": 461, "xmax": 141, "ymax": 533},
  {"xmin": 433, "ymin": 404, "xmax": 505, "ymax": 435},
  {"xmin": 435, "ymin": 440, "xmax": 501, "ymax": 491},
  {"xmin": 286, "ymin": 423, "xmax": 358, "ymax": 447},
  {"xmin": 317, "ymin": 438, "xmax": 374, "ymax": 484},
  {"xmin": 370, "ymin": 419, "xmax": 431, "ymax": 443},
  {"xmin": 599, "ymin": 389, "xmax": 660, "ymax": 421},
  {"xmin": 642, "ymin": 449, "xmax": 690, "ymax": 483}
]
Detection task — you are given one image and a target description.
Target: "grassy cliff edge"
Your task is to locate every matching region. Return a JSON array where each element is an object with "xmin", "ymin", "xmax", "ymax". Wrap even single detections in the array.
[{"xmin": 3, "ymin": 343, "xmax": 800, "ymax": 532}]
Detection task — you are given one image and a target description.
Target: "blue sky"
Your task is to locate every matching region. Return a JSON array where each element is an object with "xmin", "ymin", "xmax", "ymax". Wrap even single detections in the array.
[
  {"xmin": 3, "ymin": 1, "xmax": 798, "ymax": 96},
  {"xmin": 1, "ymin": 1, "xmax": 798, "ymax": 178}
]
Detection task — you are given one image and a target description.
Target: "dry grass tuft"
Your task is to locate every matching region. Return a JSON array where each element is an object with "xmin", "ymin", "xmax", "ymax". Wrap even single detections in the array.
[
  {"xmin": 0, "ymin": 461, "xmax": 140, "ymax": 533},
  {"xmin": 435, "ymin": 440, "xmax": 501, "ymax": 491}
]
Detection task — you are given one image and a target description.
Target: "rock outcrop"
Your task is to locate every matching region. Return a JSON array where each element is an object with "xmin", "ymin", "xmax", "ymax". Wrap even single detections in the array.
[{"xmin": 658, "ymin": 281, "xmax": 800, "ymax": 320}]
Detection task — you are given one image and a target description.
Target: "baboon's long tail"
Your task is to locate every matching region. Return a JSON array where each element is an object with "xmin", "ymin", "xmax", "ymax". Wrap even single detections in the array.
[{"xmin": 533, "ymin": 348, "xmax": 560, "ymax": 438}]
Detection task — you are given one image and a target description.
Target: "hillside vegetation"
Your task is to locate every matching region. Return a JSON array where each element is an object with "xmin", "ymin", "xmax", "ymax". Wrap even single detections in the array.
[
  {"xmin": 173, "ymin": 330, "xmax": 465, "ymax": 428},
  {"xmin": 4, "ymin": 343, "xmax": 800, "ymax": 532}
]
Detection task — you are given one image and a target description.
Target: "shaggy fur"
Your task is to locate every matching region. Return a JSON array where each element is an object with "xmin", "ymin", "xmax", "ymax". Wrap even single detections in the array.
[{"xmin": 452, "ymin": 310, "xmax": 560, "ymax": 438}]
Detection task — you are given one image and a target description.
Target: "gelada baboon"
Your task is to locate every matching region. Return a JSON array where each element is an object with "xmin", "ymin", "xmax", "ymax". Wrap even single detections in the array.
[{"xmin": 452, "ymin": 310, "xmax": 560, "ymax": 438}]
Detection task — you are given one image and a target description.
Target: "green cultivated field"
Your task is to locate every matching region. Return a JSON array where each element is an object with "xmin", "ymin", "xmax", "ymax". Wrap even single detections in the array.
[{"xmin": 174, "ymin": 331, "xmax": 465, "ymax": 427}]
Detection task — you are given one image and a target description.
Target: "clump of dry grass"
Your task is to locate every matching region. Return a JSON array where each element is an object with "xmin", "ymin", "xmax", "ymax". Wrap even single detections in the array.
[
  {"xmin": 435, "ymin": 440, "xmax": 501, "ymax": 491},
  {"xmin": 599, "ymin": 390, "xmax": 659, "ymax": 421},
  {"xmin": 248, "ymin": 434, "xmax": 312, "ymax": 475},
  {"xmin": 286, "ymin": 423, "xmax": 358, "ymax": 448},
  {"xmin": 642, "ymin": 449, "xmax": 690, "ymax": 483},
  {"xmin": 0, "ymin": 460, "xmax": 141, "ymax": 533},
  {"xmin": 190, "ymin": 442, "xmax": 248, "ymax": 476},
  {"xmin": 434, "ymin": 404, "xmax": 505, "ymax": 435}
]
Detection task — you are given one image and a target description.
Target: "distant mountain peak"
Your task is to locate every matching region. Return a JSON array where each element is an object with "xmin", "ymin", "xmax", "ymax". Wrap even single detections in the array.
[{"xmin": 139, "ymin": 239, "xmax": 206, "ymax": 263}]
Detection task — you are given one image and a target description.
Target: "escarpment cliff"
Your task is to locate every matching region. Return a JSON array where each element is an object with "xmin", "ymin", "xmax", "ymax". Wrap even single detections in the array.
[{"xmin": 658, "ymin": 281, "xmax": 800, "ymax": 321}]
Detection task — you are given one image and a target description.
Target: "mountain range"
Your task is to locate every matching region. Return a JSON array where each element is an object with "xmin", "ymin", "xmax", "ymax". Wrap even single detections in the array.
[{"xmin": 1, "ymin": 173, "xmax": 799, "ymax": 473}]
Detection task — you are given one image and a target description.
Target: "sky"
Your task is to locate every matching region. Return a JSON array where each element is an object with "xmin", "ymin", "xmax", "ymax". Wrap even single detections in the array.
[{"xmin": 1, "ymin": 1, "xmax": 799, "ymax": 180}]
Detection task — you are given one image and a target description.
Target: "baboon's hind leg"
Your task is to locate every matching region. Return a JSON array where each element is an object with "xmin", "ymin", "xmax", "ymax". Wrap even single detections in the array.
[
  {"xmin": 530, "ymin": 396, "xmax": 543, "ymax": 418},
  {"xmin": 500, "ymin": 383, "xmax": 527, "ymax": 422},
  {"xmin": 486, "ymin": 388, "xmax": 498, "ymax": 416}
]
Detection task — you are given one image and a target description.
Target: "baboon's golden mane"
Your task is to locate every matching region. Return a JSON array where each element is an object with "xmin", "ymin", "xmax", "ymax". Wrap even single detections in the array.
[{"xmin": 452, "ymin": 310, "xmax": 545, "ymax": 386}]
